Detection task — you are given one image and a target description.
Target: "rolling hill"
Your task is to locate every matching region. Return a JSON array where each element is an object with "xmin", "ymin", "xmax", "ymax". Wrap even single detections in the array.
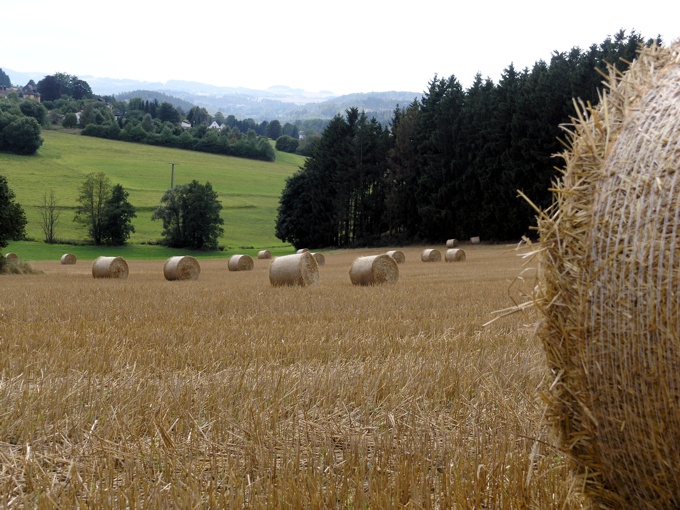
[{"xmin": 0, "ymin": 130, "xmax": 305, "ymax": 258}]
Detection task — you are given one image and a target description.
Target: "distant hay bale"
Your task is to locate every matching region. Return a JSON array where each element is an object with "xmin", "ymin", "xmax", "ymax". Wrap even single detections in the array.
[
  {"xmin": 60, "ymin": 253, "xmax": 77, "ymax": 265},
  {"xmin": 4, "ymin": 253, "xmax": 18, "ymax": 264},
  {"xmin": 349, "ymin": 254, "xmax": 399, "ymax": 286},
  {"xmin": 163, "ymin": 256, "xmax": 200, "ymax": 281},
  {"xmin": 445, "ymin": 248, "xmax": 466, "ymax": 262},
  {"xmin": 257, "ymin": 250, "xmax": 272, "ymax": 260},
  {"xmin": 446, "ymin": 239, "xmax": 459, "ymax": 248},
  {"xmin": 92, "ymin": 256, "xmax": 128, "ymax": 279},
  {"xmin": 269, "ymin": 252, "xmax": 319, "ymax": 287},
  {"xmin": 535, "ymin": 42, "xmax": 680, "ymax": 508},
  {"xmin": 228, "ymin": 254, "xmax": 254, "ymax": 271},
  {"xmin": 470, "ymin": 236, "xmax": 480, "ymax": 244},
  {"xmin": 296, "ymin": 248, "xmax": 309, "ymax": 254},
  {"xmin": 386, "ymin": 250, "xmax": 405, "ymax": 264},
  {"xmin": 420, "ymin": 249, "xmax": 441, "ymax": 262},
  {"xmin": 311, "ymin": 252, "xmax": 325, "ymax": 266}
]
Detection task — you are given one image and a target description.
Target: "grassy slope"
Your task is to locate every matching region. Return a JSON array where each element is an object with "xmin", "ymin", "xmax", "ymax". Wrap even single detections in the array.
[{"xmin": 0, "ymin": 130, "xmax": 305, "ymax": 259}]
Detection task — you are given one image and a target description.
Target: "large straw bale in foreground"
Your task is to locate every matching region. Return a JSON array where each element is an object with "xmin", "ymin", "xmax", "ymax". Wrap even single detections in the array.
[
  {"xmin": 385, "ymin": 250, "xmax": 405, "ymax": 264},
  {"xmin": 420, "ymin": 249, "xmax": 441, "ymax": 262},
  {"xmin": 535, "ymin": 42, "xmax": 680, "ymax": 509},
  {"xmin": 445, "ymin": 248, "xmax": 466, "ymax": 262},
  {"xmin": 269, "ymin": 252, "xmax": 318, "ymax": 287},
  {"xmin": 92, "ymin": 256, "xmax": 128, "ymax": 279},
  {"xmin": 349, "ymin": 254, "xmax": 399, "ymax": 286},
  {"xmin": 228, "ymin": 254, "xmax": 254, "ymax": 271},
  {"xmin": 163, "ymin": 256, "xmax": 200, "ymax": 281},
  {"xmin": 4, "ymin": 253, "xmax": 18, "ymax": 264},
  {"xmin": 60, "ymin": 253, "xmax": 76, "ymax": 265}
]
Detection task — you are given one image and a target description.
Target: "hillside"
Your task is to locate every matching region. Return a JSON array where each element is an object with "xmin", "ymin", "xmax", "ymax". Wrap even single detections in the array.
[{"xmin": 0, "ymin": 130, "xmax": 305, "ymax": 253}]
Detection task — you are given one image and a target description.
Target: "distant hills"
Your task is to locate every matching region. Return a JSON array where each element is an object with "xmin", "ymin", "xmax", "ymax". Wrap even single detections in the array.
[{"xmin": 3, "ymin": 68, "xmax": 421, "ymax": 125}]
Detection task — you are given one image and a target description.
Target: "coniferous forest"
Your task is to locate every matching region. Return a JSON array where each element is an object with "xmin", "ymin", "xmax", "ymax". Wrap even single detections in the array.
[{"xmin": 276, "ymin": 30, "xmax": 657, "ymax": 248}]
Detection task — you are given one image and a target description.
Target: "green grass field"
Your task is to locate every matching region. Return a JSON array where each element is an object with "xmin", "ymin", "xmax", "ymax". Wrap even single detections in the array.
[{"xmin": 0, "ymin": 130, "xmax": 305, "ymax": 260}]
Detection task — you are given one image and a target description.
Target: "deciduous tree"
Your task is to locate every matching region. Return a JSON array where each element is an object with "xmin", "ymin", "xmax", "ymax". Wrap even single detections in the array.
[
  {"xmin": 152, "ymin": 181, "xmax": 223, "ymax": 250},
  {"xmin": 0, "ymin": 175, "xmax": 27, "ymax": 249},
  {"xmin": 74, "ymin": 172, "xmax": 111, "ymax": 245}
]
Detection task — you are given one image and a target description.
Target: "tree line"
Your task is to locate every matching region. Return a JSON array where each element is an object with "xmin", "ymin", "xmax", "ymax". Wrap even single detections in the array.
[{"xmin": 276, "ymin": 30, "xmax": 656, "ymax": 248}]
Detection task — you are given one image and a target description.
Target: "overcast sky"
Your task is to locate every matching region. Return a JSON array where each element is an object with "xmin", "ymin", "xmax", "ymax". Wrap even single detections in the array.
[{"xmin": 3, "ymin": 0, "xmax": 679, "ymax": 95}]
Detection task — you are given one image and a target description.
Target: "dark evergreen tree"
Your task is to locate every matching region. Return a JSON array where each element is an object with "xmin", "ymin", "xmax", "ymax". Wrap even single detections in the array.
[{"xmin": 0, "ymin": 69, "xmax": 11, "ymax": 87}]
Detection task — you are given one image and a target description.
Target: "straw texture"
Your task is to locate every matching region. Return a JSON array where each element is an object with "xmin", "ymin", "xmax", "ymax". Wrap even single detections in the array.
[
  {"xmin": 92, "ymin": 256, "xmax": 128, "ymax": 279},
  {"xmin": 535, "ymin": 41, "xmax": 680, "ymax": 509},
  {"xmin": 311, "ymin": 252, "xmax": 325, "ymax": 266},
  {"xmin": 269, "ymin": 252, "xmax": 319, "ymax": 287},
  {"xmin": 228, "ymin": 254, "xmax": 254, "ymax": 271},
  {"xmin": 446, "ymin": 239, "xmax": 459, "ymax": 248},
  {"xmin": 5, "ymin": 253, "xmax": 18, "ymax": 264},
  {"xmin": 421, "ymin": 249, "xmax": 441, "ymax": 262},
  {"xmin": 385, "ymin": 250, "xmax": 405, "ymax": 264},
  {"xmin": 60, "ymin": 253, "xmax": 77, "ymax": 265},
  {"xmin": 296, "ymin": 248, "xmax": 309, "ymax": 254},
  {"xmin": 445, "ymin": 249, "xmax": 466, "ymax": 262},
  {"xmin": 349, "ymin": 254, "xmax": 399, "ymax": 286},
  {"xmin": 163, "ymin": 256, "xmax": 200, "ymax": 281},
  {"xmin": 257, "ymin": 250, "xmax": 272, "ymax": 260}
]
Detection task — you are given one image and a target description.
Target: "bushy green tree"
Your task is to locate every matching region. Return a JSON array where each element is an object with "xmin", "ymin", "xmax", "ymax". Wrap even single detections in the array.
[
  {"xmin": 101, "ymin": 184, "xmax": 136, "ymax": 245},
  {"xmin": 19, "ymin": 100, "xmax": 47, "ymax": 126},
  {"xmin": 275, "ymin": 135, "xmax": 299, "ymax": 153},
  {"xmin": 0, "ymin": 175, "xmax": 27, "ymax": 249},
  {"xmin": 62, "ymin": 112, "xmax": 78, "ymax": 128},
  {"xmin": 0, "ymin": 116, "xmax": 43, "ymax": 155},
  {"xmin": 152, "ymin": 181, "xmax": 223, "ymax": 250}
]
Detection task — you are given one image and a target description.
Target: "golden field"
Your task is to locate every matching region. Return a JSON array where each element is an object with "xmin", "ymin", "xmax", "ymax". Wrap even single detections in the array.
[{"xmin": 0, "ymin": 245, "xmax": 581, "ymax": 508}]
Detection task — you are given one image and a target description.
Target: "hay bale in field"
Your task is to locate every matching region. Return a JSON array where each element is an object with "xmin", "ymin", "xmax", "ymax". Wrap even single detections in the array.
[
  {"xmin": 228, "ymin": 254, "xmax": 254, "ymax": 271},
  {"xmin": 420, "ymin": 248, "xmax": 441, "ymax": 262},
  {"xmin": 4, "ymin": 253, "xmax": 18, "ymax": 264},
  {"xmin": 269, "ymin": 252, "xmax": 319, "ymax": 287},
  {"xmin": 535, "ymin": 42, "xmax": 680, "ymax": 509},
  {"xmin": 296, "ymin": 248, "xmax": 309, "ymax": 254},
  {"xmin": 60, "ymin": 253, "xmax": 77, "ymax": 265},
  {"xmin": 445, "ymin": 248, "xmax": 466, "ymax": 262},
  {"xmin": 446, "ymin": 239, "xmax": 459, "ymax": 248},
  {"xmin": 386, "ymin": 250, "xmax": 405, "ymax": 264},
  {"xmin": 469, "ymin": 236, "xmax": 480, "ymax": 244},
  {"xmin": 92, "ymin": 256, "xmax": 128, "ymax": 279},
  {"xmin": 311, "ymin": 252, "xmax": 325, "ymax": 266},
  {"xmin": 349, "ymin": 254, "xmax": 399, "ymax": 286},
  {"xmin": 257, "ymin": 250, "xmax": 272, "ymax": 260},
  {"xmin": 163, "ymin": 256, "xmax": 200, "ymax": 281}
]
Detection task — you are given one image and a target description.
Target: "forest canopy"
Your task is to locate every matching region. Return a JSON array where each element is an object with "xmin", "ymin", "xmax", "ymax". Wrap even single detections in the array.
[{"xmin": 276, "ymin": 30, "xmax": 657, "ymax": 248}]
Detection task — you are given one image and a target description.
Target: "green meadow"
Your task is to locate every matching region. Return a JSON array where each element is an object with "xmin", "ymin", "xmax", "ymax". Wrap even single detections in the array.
[{"xmin": 0, "ymin": 130, "xmax": 306, "ymax": 260}]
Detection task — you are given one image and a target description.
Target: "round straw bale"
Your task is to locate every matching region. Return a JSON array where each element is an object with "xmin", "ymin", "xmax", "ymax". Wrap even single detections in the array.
[
  {"xmin": 228, "ymin": 254, "xmax": 254, "ymax": 271},
  {"xmin": 163, "ymin": 255, "xmax": 200, "ymax": 281},
  {"xmin": 386, "ymin": 250, "xmax": 405, "ymax": 264},
  {"xmin": 92, "ymin": 256, "xmax": 128, "ymax": 279},
  {"xmin": 296, "ymin": 248, "xmax": 309, "ymax": 254},
  {"xmin": 269, "ymin": 252, "xmax": 319, "ymax": 287},
  {"xmin": 60, "ymin": 253, "xmax": 77, "ymax": 265},
  {"xmin": 420, "ymin": 248, "xmax": 441, "ymax": 262},
  {"xmin": 311, "ymin": 252, "xmax": 325, "ymax": 266},
  {"xmin": 446, "ymin": 239, "xmax": 459, "ymax": 248},
  {"xmin": 257, "ymin": 250, "xmax": 272, "ymax": 260},
  {"xmin": 535, "ymin": 42, "xmax": 680, "ymax": 508},
  {"xmin": 445, "ymin": 248, "xmax": 466, "ymax": 262},
  {"xmin": 469, "ymin": 236, "xmax": 480, "ymax": 244},
  {"xmin": 349, "ymin": 254, "xmax": 399, "ymax": 286},
  {"xmin": 4, "ymin": 252, "xmax": 18, "ymax": 264}
]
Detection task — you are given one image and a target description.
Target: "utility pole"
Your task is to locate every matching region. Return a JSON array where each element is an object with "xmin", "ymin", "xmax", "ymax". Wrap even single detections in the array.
[{"xmin": 169, "ymin": 162, "xmax": 178, "ymax": 189}]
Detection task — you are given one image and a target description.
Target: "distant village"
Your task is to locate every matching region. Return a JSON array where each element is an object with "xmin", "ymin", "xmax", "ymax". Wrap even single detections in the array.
[{"xmin": 0, "ymin": 81, "xmax": 41, "ymax": 102}]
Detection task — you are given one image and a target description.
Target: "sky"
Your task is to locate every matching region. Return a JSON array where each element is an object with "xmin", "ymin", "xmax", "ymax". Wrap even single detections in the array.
[{"xmin": 3, "ymin": 0, "xmax": 680, "ymax": 96}]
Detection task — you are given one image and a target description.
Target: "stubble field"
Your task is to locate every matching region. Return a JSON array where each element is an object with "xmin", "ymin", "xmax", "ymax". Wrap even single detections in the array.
[{"xmin": 0, "ymin": 245, "xmax": 580, "ymax": 508}]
